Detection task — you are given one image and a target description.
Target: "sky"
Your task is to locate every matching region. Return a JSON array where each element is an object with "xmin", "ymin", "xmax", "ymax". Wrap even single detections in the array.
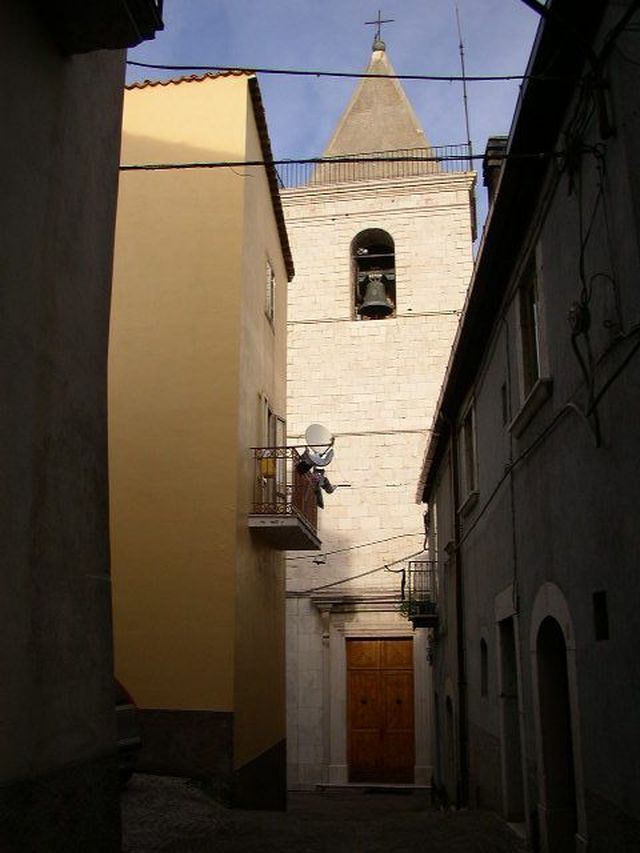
[{"xmin": 127, "ymin": 1, "xmax": 541, "ymax": 226}]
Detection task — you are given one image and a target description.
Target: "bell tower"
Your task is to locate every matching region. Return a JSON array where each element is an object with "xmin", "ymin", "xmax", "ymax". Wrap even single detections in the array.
[{"xmin": 283, "ymin": 36, "xmax": 476, "ymax": 790}]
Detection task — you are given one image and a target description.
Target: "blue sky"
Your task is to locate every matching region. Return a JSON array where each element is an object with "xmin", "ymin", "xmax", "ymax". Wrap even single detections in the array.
[{"xmin": 127, "ymin": 1, "xmax": 541, "ymax": 222}]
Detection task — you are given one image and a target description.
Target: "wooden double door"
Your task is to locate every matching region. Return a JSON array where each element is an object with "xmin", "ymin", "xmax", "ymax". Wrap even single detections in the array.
[{"xmin": 347, "ymin": 638, "xmax": 415, "ymax": 783}]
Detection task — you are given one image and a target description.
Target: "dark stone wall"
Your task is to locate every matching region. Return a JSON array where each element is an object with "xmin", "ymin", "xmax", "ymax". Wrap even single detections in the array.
[
  {"xmin": 137, "ymin": 710, "xmax": 234, "ymax": 796},
  {"xmin": 136, "ymin": 712, "xmax": 286, "ymax": 811},
  {"xmin": 1, "ymin": 2, "xmax": 126, "ymax": 851},
  {"xmin": 0, "ymin": 754, "xmax": 120, "ymax": 853},
  {"xmin": 584, "ymin": 789, "xmax": 640, "ymax": 853},
  {"xmin": 233, "ymin": 739, "xmax": 287, "ymax": 811},
  {"xmin": 468, "ymin": 722, "xmax": 502, "ymax": 813}
]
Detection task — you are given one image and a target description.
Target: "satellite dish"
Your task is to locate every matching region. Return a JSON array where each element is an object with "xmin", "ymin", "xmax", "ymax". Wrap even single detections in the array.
[
  {"xmin": 305, "ymin": 423, "xmax": 334, "ymax": 450},
  {"xmin": 303, "ymin": 447, "xmax": 335, "ymax": 468}
]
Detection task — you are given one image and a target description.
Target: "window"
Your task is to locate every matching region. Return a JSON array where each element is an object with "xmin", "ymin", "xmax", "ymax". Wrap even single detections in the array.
[
  {"xmin": 265, "ymin": 258, "xmax": 275, "ymax": 322},
  {"xmin": 501, "ymin": 382, "xmax": 509, "ymax": 426},
  {"xmin": 352, "ymin": 229, "xmax": 396, "ymax": 320},
  {"xmin": 260, "ymin": 396, "xmax": 283, "ymax": 448},
  {"xmin": 480, "ymin": 638, "xmax": 488, "ymax": 697},
  {"xmin": 518, "ymin": 260, "xmax": 541, "ymax": 397},
  {"xmin": 460, "ymin": 404, "xmax": 477, "ymax": 498},
  {"xmin": 258, "ymin": 395, "xmax": 286, "ymax": 499},
  {"xmin": 509, "ymin": 254, "xmax": 551, "ymax": 435},
  {"xmin": 593, "ymin": 591, "xmax": 609, "ymax": 641}
]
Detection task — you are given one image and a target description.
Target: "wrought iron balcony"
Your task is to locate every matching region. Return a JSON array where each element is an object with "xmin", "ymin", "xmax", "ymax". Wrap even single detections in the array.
[
  {"xmin": 248, "ymin": 447, "xmax": 321, "ymax": 551},
  {"xmin": 40, "ymin": 0, "xmax": 164, "ymax": 54},
  {"xmin": 404, "ymin": 560, "xmax": 439, "ymax": 628}
]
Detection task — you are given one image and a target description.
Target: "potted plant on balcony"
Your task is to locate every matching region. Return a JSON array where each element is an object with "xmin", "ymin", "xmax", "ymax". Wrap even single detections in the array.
[{"xmin": 399, "ymin": 596, "xmax": 438, "ymax": 628}]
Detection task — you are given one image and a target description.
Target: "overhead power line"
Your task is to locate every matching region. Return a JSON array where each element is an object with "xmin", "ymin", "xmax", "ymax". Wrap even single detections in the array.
[
  {"xmin": 120, "ymin": 151, "xmax": 557, "ymax": 172},
  {"xmin": 285, "ymin": 531, "xmax": 423, "ymax": 561},
  {"xmin": 291, "ymin": 549, "xmax": 426, "ymax": 596},
  {"xmin": 127, "ymin": 59, "xmax": 568, "ymax": 83}
]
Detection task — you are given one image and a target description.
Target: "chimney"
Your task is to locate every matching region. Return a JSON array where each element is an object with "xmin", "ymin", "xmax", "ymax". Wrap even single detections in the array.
[{"xmin": 483, "ymin": 136, "xmax": 508, "ymax": 207}]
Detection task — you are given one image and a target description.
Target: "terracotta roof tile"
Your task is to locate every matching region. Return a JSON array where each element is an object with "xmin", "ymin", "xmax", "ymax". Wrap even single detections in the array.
[{"xmin": 126, "ymin": 70, "xmax": 252, "ymax": 90}]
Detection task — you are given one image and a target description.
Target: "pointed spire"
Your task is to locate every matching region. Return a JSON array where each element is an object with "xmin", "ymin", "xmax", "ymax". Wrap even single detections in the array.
[{"xmin": 322, "ymin": 43, "xmax": 431, "ymax": 158}]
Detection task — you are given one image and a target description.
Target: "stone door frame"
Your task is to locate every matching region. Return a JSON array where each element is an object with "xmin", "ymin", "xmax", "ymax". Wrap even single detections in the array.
[{"xmin": 313, "ymin": 598, "xmax": 432, "ymax": 786}]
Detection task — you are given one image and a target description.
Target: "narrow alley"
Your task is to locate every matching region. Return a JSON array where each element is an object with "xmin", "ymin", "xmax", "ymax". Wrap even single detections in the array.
[{"xmin": 122, "ymin": 775, "xmax": 526, "ymax": 853}]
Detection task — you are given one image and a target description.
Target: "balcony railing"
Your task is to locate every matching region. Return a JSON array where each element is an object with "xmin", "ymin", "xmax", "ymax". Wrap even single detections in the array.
[
  {"xmin": 277, "ymin": 145, "xmax": 472, "ymax": 189},
  {"xmin": 404, "ymin": 560, "xmax": 439, "ymax": 628},
  {"xmin": 248, "ymin": 447, "xmax": 320, "ymax": 550}
]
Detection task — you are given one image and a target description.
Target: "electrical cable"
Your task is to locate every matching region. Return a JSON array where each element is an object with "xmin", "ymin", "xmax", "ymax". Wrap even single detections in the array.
[
  {"xmin": 588, "ymin": 330, "xmax": 640, "ymax": 414},
  {"xmin": 291, "ymin": 549, "xmax": 426, "ymax": 596},
  {"xmin": 285, "ymin": 531, "xmax": 423, "ymax": 561},
  {"xmin": 288, "ymin": 309, "xmax": 461, "ymax": 325},
  {"xmin": 126, "ymin": 59, "xmax": 569, "ymax": 83},
  {"xmin": 119, "ymin": 151, "xmax": 557, "ymax": 172}
]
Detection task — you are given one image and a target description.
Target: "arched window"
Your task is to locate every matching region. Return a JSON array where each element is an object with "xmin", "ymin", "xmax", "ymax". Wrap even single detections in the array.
[
  {"xmin": 351, "ymin": 229, "xmax": 396, "ymax": 320},
  {"xmin": 480, "ymin": 638, "xmax": 488, "ymax": 697}
]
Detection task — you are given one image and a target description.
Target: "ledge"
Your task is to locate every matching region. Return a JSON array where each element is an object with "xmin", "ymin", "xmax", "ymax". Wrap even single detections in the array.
[
  {"xmin": 248, "ymin": 513, "xmax": 320, "ymax": 550},
  {"xmin": 458, "ymin": 489, "xmax": 479, "ymax": 517},
  {"xmin": 508, "ymin": 377, "xmax": 553, "ymax": 438}
]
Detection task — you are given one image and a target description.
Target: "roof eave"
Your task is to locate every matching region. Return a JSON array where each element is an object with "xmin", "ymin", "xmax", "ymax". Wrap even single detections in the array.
[{"xmin": 248, "ymin": 77, "xmax": 295, "ymax": 282}]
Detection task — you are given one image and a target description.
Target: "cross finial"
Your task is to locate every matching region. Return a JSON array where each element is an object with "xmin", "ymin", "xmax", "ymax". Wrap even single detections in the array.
[{"xmin": 364, "ymin": 10, "xmax": 394, "ymax": 48}]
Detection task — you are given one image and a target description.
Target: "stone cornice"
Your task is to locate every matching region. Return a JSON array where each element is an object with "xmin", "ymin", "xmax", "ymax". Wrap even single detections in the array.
[{"xmin": 281, "ymin": 171, "xmax": 476, "ymax": 210}]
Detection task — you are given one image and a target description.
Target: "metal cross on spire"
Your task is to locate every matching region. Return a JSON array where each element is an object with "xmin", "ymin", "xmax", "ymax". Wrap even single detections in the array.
[{"xmin": 365, "ymin": 10, "xmax": 394, "ymax": 46}]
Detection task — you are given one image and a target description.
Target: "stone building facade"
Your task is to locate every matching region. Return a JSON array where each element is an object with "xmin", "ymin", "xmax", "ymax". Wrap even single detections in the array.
[
  {"xmin": 419, "ymin": 2, "xmax": 640, "ymax": 850},
  {"xmin": 283, "ymin": 40, "xmax": 475, "ymax": 789}
]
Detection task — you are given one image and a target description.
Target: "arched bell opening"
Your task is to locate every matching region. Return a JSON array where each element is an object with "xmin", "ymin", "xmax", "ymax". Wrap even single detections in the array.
[{"xmin": 351, "ymin": 229, "xmax": 396, "ymax": 319}]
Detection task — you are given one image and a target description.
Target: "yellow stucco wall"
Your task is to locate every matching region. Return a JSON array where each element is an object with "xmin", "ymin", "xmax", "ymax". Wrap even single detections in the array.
[
  {"xmin": 110, "ymin": 74, "xmax": 288, "ymax": 770},
  {"xmin": 233, "ymin": 90, "xmax": 288, "ymax": 768},
  {"xmin": 110, "ymin": 76, "xmax": 248, "ymax": 710}
]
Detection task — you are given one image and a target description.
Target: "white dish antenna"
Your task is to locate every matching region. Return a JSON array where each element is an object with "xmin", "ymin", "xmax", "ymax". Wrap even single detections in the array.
[
  {"xmin": 305, "ymin": 423, "xmax": 334, "ymax": 450},
  {"xmin": 302, "ymin": 423, "xmax": 335, "ymax": 468}
]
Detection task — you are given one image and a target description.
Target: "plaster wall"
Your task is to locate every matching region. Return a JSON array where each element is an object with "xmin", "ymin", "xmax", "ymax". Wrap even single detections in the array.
[
  {"xmin": 284, "ymin": 172, "xmax": 475, "ymax": 787},
  {"xmin": 233, "ymin": 93, "xmax": 288, "ymax": 769},
  {"xmin": 110, "ymin": 76, "xmax": 290, "ymax": 805},
  {"xmin": 110, "ymin": 78, "xmax": 248, "ymax": 711},
  {"xmin": 0, "ymin": 2, "xmax": 125, "ymax": 847}
]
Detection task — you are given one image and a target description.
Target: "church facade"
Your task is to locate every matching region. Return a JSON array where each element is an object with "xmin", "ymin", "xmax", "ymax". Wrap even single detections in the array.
[{"xmin": 283, "ymin": 38, "xmax": 476, "ymax": 789}]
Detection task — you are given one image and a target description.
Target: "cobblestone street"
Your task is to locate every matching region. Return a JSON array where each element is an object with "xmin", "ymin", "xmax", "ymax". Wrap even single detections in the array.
[{"xmin": 122, "ymin": 775, "xmax": 527, "ymax": 853}]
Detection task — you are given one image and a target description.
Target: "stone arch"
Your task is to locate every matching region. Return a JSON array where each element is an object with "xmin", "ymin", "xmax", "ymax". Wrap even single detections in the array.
[
  {"xmin": 530, "ymin": 582, "xmax": 587, "ymax": 851},
  {"xmin": 351, "ymin": 229, "xmax": 396, "ymax": 319}
]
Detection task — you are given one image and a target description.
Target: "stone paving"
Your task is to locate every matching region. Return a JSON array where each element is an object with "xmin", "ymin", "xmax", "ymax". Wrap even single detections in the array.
[{"xmin": 121, "ymin": 774, "xmax": 528, "ymax": 853}]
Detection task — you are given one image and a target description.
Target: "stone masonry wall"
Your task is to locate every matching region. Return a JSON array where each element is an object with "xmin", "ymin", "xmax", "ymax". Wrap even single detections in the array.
[{"xmin": 284, "ymin": 172, "xmax": 475, "ymax": 787}]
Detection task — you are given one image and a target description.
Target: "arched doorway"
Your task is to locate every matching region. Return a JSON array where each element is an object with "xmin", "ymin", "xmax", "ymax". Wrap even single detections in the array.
[{"xmin": 536, "ymin": 616, "xmax": 577, "ymax": 852}]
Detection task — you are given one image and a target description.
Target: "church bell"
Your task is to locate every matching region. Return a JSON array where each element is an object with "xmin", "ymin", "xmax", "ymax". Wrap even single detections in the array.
[{"xmin": 358, "ymin": 272, "xmax": 394, "ymax": 318}]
